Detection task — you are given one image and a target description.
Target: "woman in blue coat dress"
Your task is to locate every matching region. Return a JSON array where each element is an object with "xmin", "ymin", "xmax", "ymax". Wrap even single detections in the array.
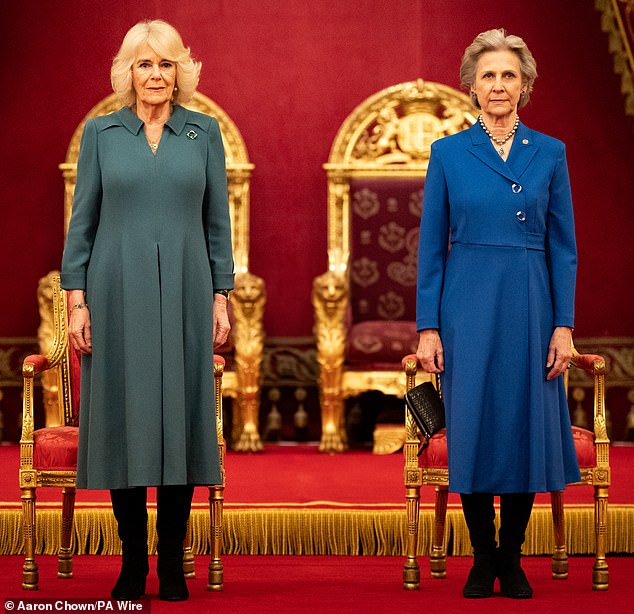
[
  {"xmin": 416, "ymin": 29, "xmax": 580, "ymax": 599},
  {"xmin": 61, "ymin": 20, "xmax": 234, "ymax": 601}
]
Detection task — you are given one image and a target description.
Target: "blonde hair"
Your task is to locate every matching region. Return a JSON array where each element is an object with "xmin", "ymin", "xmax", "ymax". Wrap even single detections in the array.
[
  {"xmin": 111, "ymin": 20, "xmax": 201, "ymax": 106},
  {"xmin": 460, "ymin": 28, "xmax": 537, "ymax": 109}
]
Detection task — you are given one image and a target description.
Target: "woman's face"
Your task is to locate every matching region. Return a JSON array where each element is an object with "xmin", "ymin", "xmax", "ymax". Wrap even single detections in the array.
[
  {"xmin": 473, "ymin": 49, "xmax": 525, "ymax": 118},
  {"xmin": 131, "ymin": 42, "xmax": 176, "ymax": 108}
]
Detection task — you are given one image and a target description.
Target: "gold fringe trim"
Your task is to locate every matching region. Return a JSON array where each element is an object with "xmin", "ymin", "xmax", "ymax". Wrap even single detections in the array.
[{"xmin": 2, "ymin": 506, "xmax": 633, "ymax": 556}]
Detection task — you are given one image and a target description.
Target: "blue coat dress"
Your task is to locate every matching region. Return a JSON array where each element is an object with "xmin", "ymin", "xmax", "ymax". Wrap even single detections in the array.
[
  {"xmin": 61, "ymin": 105, "xmax": 234, "ymax": 490},
  {"xmin": 416, "ymin": 121, "xmax": 581, "ymax": 494}
]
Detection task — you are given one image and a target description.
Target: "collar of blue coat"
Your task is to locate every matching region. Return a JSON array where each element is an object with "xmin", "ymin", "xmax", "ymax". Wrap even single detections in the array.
[
  {"xmin": 467, "ymin": 120, "xmax": 539, "ymax": 182},
  {"xmin": 115, "ymin": 104, "xmax": 191, "ymax": 136}
]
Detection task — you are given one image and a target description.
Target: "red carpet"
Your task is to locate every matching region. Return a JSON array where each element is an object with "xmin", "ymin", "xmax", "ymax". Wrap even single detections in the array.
[
  {"xmin": 1, "ymin": 555, "xmax": 632, "ymax": 613},
  {"xmin": 2, "ymin": 443, "xmax": 633, "ymax": 559},
  {"xmin": 2, "ymin": 442, "xmax": 634, "ymax": 507}
]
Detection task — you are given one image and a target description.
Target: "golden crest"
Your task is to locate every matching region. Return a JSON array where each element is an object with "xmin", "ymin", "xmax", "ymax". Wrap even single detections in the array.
[{"xmin": 396, "ymin": 113, "xmax": 443, "ymax": 158}]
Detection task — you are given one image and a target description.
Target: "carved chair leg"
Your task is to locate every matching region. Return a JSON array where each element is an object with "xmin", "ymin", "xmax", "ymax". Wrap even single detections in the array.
[
  {"xmin": 183, "ymin": 518, "xmax": 195, "ymax": 579},
  {"xmin": 431, "ymin": 487, "xmax": 448, "ymax": 578},
  {"xmin": 592, "ymin": 485, "xmax": 609, "ymax": 591},
  {"xmin": 21, "ymin": 487, "xmax": 38, "ymax": 590},
  {"xmin": 550, "ymin": 490, "xmax": 568, "ymax": 579},
  {"xmin": 207, "ymin": 485, "xmax": 224, "ymax": 591},
  {"xmin": 403, "ymin": 484, "xmax": 421, "ymax": 590},
  {"xmin": 58, "ymin": 487, "xmax": 75, "ymax": 579},
  {"xmin": 319, "ymin": 392, "xmax": 347, "ymax": 453},
  {"xmin": 233, "ymin": 394, "xmax": 263, "ymax": 453}
]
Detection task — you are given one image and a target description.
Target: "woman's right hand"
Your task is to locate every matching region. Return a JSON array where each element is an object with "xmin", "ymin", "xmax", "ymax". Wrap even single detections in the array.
[
  {"xmin": 68, "ymin": 291, "xmax": 92, "ymax": 354},
  {"xmin": 416, "ymin": 328, "xmax": 444, "ymax": 373}
]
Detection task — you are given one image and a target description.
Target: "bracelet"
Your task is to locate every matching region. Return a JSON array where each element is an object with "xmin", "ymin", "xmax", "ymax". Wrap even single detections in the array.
[
  {"xmin": 70, "ymin": 303, "xmax": 88, "ymax": 313},
  {"xmin": 214, "ymin": 289, "xmax": 230, "ymax": 299}
]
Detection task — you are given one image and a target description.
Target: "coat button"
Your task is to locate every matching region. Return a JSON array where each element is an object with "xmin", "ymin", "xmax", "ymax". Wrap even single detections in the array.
[
  {"xmin": 516, "ymin": 210, "xmax": 526, "ymax": 222},
  {"xmin": 512, "ymin": 183, "xmax": 523, "ymax": 193}
]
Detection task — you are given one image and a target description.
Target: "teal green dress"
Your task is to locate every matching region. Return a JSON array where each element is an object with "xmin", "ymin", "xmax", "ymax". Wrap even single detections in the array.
[{"xmin": 61, "ymin": 105, "xmax": 234, "ymax": 489}]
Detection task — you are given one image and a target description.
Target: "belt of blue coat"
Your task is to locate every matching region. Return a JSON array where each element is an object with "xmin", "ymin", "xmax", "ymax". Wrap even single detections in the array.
[{"xmin": 451, "ymin": 233, "xmax": 546, "ymax": 251}]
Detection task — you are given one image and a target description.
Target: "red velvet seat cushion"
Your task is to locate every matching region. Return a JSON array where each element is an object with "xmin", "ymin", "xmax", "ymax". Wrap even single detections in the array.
[
  {"xmin": 572, "ymin": 426, "xmax": 596, "ymax": 468},
  {"xmin": 347, "ymin": 320, "xmax": 418, "ymax": 366},
  {"xmin": 419, "ymin": 428, "xmax": 448, "ymax": 468},
  {"xmin": 33, "ymin": 426, "xmax": 78, "ymax": 471},
  {"xmin": 418, "ymin": 426, "xmax": 597, "ymax": 471}
]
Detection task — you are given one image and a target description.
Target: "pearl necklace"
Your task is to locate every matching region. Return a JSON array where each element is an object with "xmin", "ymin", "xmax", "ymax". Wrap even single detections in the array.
[{"xmin": 478, "ymin": 115, "xmax": 519, "ymax": 156}]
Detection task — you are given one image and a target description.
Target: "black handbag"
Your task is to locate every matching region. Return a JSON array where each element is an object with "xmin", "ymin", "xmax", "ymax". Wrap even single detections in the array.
[{"xmin": 404, "ymin": 375, "xmax": 445, "ymax": 455}]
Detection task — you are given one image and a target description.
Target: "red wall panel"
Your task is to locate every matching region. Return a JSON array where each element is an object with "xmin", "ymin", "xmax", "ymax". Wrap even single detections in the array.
[{"xmin": 1, "ymin": 0, "xmax": 632, "ymax": 338}]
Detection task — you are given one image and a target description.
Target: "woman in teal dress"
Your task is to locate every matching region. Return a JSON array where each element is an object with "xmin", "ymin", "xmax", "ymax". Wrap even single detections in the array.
[
  {"xmin": 61, "ymin": 20, "xmax": 234, "ymax": 602},
  {"xmin": 416, "ymin": 30, "xmax": 580, "ymax": 599}
]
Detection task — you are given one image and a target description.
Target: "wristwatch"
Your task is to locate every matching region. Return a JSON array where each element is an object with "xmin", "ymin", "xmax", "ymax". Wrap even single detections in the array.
[{"xmin": 214, "ymin": 289, "xmax": 230, "ymax": 299}]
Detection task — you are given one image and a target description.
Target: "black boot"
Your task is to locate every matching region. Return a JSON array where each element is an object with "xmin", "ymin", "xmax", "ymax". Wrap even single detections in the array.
[
  {"xmin": 110, "ymin": 488, "xmax": 149, "ymax": 600},
  {"xmin": 156, "ymin": 485, "xmax": 194, "ymax": 601},
  {"xmin": 497, "ymin": 493, "xmax": 535, "ymax": 599},
  {"xmin": 460, "ymin": 493, "xmax": 497, "ymax": 598}
]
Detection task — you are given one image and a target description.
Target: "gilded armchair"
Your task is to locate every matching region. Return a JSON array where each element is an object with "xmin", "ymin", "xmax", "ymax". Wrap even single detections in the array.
[
  {"xmin": 313, "ymin": 79, "xmax": 475, "ymax": 453},
  {"xmin": 21, "ymin": 274, "xmax": 228, "ymax": 591},
  {"xmin": 52, "ymin": 92, "xmax": 265, "ymax": 451},
  {"xmin": 402, "ymin": 348, "xmax": 610, "ymax": 591}
]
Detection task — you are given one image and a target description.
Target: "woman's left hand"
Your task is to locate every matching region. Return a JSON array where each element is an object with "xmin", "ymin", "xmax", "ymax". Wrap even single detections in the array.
[
  {"xmin": 213, "ymin": 295, "xmax": 231, "ymax": 349},
  {"xmin": 546, "ymin": 326, "xmax": 574, "ymax": 380}
]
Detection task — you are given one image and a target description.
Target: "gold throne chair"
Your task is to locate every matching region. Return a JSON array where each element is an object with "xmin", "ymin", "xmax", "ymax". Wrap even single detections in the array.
[
  {"xmin": 47, "ymin": 91, "xmax": 266, "ymax": 451},
  {"xmin": 313, "ymin": 80, "xmax": 475, "ymax": 453}
]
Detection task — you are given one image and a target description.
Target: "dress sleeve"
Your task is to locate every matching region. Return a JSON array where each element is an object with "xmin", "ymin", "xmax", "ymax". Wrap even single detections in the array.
[
  {"xmin": 547, "ymin": 143, "xmax": 577, "ymax": 328},
  {"xmin": 416, "ymin": 143, "xmax": 450, "ymax": 331},
  {"xmin": 204, "ymin": 118, "xmax": 235, "ymax": 291},
  {"xmin": 60, "ymin": 119, "xmax": 102, "ymax": 290}
]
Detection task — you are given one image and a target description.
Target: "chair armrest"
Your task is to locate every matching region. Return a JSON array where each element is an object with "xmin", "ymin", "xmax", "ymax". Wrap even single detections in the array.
[
  {"xmin": 402, "ymin": 354, "xmax": 418, "ymax": 375},
  {"xmin": 570, "ymin": 348, "xmax": 610, "ymax": 449},
  {"xmin": 23, "ymin": 354, "xmax": 51, "ymax": 376},
  {"xmin": 570, "ymin": 348, "xmax": 605, "ymax": 376}
]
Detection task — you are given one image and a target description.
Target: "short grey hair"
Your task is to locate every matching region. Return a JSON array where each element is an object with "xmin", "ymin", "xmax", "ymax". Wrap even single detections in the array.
[
  {"xmin": 111, "ymin": 20, "xmax": 201, "ymax": 107},
  {"xmin": 459, "ymin": 28, "xmax": 537, "ymax": 109}
]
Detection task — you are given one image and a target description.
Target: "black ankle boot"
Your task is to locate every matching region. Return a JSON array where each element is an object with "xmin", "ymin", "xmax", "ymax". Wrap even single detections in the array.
[
  {"xmin": 460, "ymin": 493, "xmax": 496, "ymax": 598},
  {"xmin": 496, "ymin": 550, "xmax": 532, "ymax": 599},
  {"xmin": 111, "ymin": 561, "xmax": 148, "ymax": 600},
  {"xmin": 157, "ymin": 552, "xmax": 189, "ymax": 601},
  {"xmin": 497, "ymin": 493, "xmax": 535, "ymax": 599},
  {"xmin": 157, "ymin": 485, "xmax": 194, "ymax": 601},
  {"xmin": 463, "ymin": 553, "xmax": 496, "ymax": 598},
  {"xmin": 110, "ymin": 488, "xmax": 149, "ymax": 600}
]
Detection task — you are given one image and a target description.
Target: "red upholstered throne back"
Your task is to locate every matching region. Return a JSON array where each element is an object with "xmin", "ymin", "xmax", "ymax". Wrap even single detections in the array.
[{"xmin": 346, "ymin": 178, "xmax": 423, "ymax": 367}]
